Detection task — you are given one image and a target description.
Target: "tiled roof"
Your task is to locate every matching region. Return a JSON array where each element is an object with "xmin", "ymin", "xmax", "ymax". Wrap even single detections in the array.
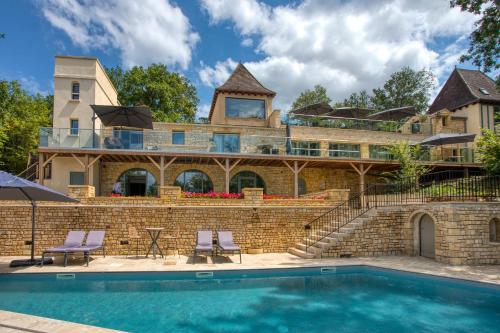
[
  {"xmin": 208, "ymin": 63, "xmax": 276, "ymax": 120},
  {"xmin": 428, "ymin": 68, "xmax": 500, "ymax": 114}
]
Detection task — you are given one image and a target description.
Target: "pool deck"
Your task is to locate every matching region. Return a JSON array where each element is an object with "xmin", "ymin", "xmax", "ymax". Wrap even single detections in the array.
[{"xmin": 0, "ymin": 254, "xmax": 499, "ymax": 333}]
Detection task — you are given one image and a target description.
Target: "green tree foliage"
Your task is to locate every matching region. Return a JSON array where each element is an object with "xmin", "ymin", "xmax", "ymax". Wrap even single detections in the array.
[
  {"xmin": 291, "ymin": 85, "xmax": 331, "ymax": 110},
  {"xmin": 0, "ymin": 80, "xmax": 51, "ymax": 174},
  {"xmin": 106, "ymin": 64, "xmax": 198, "ymax": 122},
  {"xmin": 383, "ymin": 141, "xmax": 431, "ymax": 181},
  {"xmin": 342, "ymin": 90, "xmax": 373, "ymax": 109},
  {"xmin": 477, "ymin": 129, "xmax": 500, "ymax": 174},
  {"xmin": 450, "ymin": 0, "xmax": 499, "ymax": 84},
  {"xmin": 371, "ymin": 67, "xmax": 435, "ymax": 114}
]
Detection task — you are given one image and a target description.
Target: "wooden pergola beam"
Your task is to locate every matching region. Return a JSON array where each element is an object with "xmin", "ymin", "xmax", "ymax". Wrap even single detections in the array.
[
  {"xmin": 283, "ymin": 160, "xmax": 309, "ymax": 198},
  {"xmin": 212, "ymin": 158, "xmax": 241, "ymax": 192}
]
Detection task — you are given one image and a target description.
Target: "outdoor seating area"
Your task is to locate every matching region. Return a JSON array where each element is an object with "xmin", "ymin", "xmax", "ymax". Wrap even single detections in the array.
[{"xmin": 39, "ymin": 228, "xmax": 242, "ymax": 267}]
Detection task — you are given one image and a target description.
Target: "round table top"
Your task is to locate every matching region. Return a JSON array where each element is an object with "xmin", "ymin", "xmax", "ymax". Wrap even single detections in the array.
[{"xmin": 145, "ymin": 227, "xmax": 164, "ymax": 231}]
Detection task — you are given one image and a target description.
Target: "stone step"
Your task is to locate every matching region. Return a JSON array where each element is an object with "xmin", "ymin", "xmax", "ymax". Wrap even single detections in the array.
[{"xmin": 288, "ymin": 247, "xmax": 316, "ymax": 259}]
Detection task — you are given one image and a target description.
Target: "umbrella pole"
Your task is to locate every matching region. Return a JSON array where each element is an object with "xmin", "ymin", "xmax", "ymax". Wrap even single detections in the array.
[{"xmin": 30, "ymin": 201, "xmax": 36, "ymax": 260}]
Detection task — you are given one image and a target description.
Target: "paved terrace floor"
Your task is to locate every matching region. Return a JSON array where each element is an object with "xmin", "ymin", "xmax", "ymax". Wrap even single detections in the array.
[{"xmin": 1, "ymin": 254, "xmax": 499, "ymax": 332}]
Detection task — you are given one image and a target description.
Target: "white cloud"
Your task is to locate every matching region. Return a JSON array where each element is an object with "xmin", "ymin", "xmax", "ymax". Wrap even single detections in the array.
[
  {"xmin": 199, "ymin": 58, "xmax": 238, "ymax": 87},
  {"xmin": 20, "ymin": 76, "xmax": 49, "ymax": 96},
  {"xmin": 241, "ymin": 38, "xmax": 253, "ymax": 47},
  {"xmin": 40, "ymin": 0, "xmax": 199, "ymax": 69},
  {"xmin": 197, "ymin": 103, "xmax": 211, "ymax": 118},
  {"xmin": 200, "ymin": 0, "xmax": 477, "ymax": 110}
]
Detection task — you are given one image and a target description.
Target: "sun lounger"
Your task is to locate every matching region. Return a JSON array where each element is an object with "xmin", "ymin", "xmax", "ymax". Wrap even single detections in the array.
[
  {"xmin": 41, "ymin": 231, "xmax": 86, "ymax": 266},
  {"xmin": 216, "ymin": 231, "xmax": 242, "ymax": 263},
  {"xmin": 193, "ymin": 230, "xmax": 213, "ymax": 264},
  {"xmin": 72, "ymin": 230, "xmax": 106, "ymax": 266}
]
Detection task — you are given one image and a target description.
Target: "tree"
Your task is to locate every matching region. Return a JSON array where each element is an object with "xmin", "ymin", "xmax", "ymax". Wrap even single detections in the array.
[
  {"xmin": 370, "ymin": 67, "xmax": 435, "ymax": 114},
  {"xmin": 477, "ymin": 129, "xmax": 500, "ymax": 174},
  {"xmin": 291, "ymin": 85, "xmax": 331, "ymax": 110},
  {"xmin": 342, "ymin": 90, "xmax": 373, "ymax": 109},
  {"xmin": 0, "ymin": 80, "xmax": 51, "ymax": 174},
  {"xmin": 383, "ymin": 141, "xmax": 431, "ymax": 182},
  {"xmin": 450, "ymin": 0, "xmax": 499, "ymax": 83},
  {"xmin": 106, "ymin": 64, "xmax": 198, "ymax": 122}
]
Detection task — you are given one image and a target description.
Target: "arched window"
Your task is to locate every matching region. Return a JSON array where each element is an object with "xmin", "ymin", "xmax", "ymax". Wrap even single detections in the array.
[
  {"xmin": 116, "ymin": 168, "xmax": 157, "ymax": 197},
  {"xmin": 298, "ymin": 177, "xmax": 307, "ymax": 195},
  {"xmin": 71, "ymin": 82, "xmax": 80, "ymax": 100},
  {"xmin": 174, "ymin": 169, "xmax": 213, "ymax": 193},
  {"xmin": 229, "ymin": 171, "xmax": 266, "ymax": 194},
  {"xmin": 489, "ymin": 218, "xmax": 500, "ymax": 242}
]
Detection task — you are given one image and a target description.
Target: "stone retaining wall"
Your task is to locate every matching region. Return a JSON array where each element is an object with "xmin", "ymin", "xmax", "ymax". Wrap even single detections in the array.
[{"xmin": 322, "ymin": 203, "xmax": 500, "ymax": 265}]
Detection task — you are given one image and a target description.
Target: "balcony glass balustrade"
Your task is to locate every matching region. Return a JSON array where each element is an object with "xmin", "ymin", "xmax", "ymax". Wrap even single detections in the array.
[{"xmin": 39, "ymin": 127, "xmax": 475, "ymax": 163}]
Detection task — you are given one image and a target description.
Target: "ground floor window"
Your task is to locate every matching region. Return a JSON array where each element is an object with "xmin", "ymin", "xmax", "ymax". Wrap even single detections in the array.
[
  {"xmin": 174, "ymin": 169, "xmax": 213, "ymax": 193},
  {"xmin": 69, "ymin": 171, "xmax": 85, "ymax": 185},
  {"xmin": 291, "ymin": 141, "xmax": 320, "ymax": 156},
  {"xmin": 369, "ymin": 145, "xmax": 394, "ymax": 160},
  {"xmin": 117, "ymin": 168, "xmax": 157, "ymax": 196},
  {"xmin": 230, "ymin": 171, "xmax": 266, "ymax": 193},
  {"xmin": 329, "ymin": 143, "xmax": 360, "ymax": 158}
]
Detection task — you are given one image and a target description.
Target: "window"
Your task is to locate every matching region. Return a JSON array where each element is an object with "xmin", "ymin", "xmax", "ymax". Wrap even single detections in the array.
[
  {"xmin": 490, "ymin": 218, "xmax": 500, "ymax": 242},
  {"xmin": 411, "ymin": 123, "xmax": 422, "ymax": 134},
  {"xmin": 174, "ymin": 169, "xmax": 213, "ymax": 193},
  {"xmin": 172, "ymin": 131, "xmax": 185, "ymax": 145},
  {"xmin": 481, "ymin": 105, "xmax": 495, "ymax": 130},
  {"xmin": 369, "ymin": 145, "xmax": 394, "ymax": 160},
  {"xmin": 291, "ymin": 141, "xmax": 320, "ymax": 156},
  {"xmin": 225, "ymin": 97, "xmax": 266, "ymax": 119},
  {"xmin": 117, "ymin": 168, "xmax": 157, "ymax": 196},
  {"xmin": 329, "ymin": 143, "xmax": 360, "ymax": 158},
  {"xmin": 69, "ymin": 171, "xmax": 85, "ymax": 185},
  {"xmin": 441, "ymin": 116, "xmax": 448, "ymax": 127},
  {"xmin": 230, "ymin": 171, "xmax": 266, "ymax": 194},
  {"xmin": 213, "ymin": 133, "xmax": 240, "ymax": 153},
  {"xmin": 71, "ymin": 82, "xmax": 80, "ymax": 100},
  {"xmin": 70, "ymin": 119, "xmax": 79, "ymax": 136},
  {"xmin": 44, "ymin": 162, "xmax": 52, "ymax": 180}
]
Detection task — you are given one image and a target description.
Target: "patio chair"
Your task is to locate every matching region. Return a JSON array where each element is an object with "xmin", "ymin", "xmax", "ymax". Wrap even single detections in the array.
[
  {"xmin": 193, "ymin": 230, "xmax": 213, "ymax": 264},
  {"xmin": 41, "ymin": 231, "xmax": 86, "ymax": 266},
  {"xmin": 126, "ymin": 226, "xmax": 146, "ymax": 258},
  {"xmin": 73, "ymin": 230, "xmax": 106, "ymax": 266},
  {"xmin": 216, "ymin": 231, "xmax": 242, "ymax": 264}
]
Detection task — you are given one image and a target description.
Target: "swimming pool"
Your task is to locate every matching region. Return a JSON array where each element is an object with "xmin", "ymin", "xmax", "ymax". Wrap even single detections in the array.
[{"xmin": 0, "ymin": 266, "xmax": 498, "ymax": 333}]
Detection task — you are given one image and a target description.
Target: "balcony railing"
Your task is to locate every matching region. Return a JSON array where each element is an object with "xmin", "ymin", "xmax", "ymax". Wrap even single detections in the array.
[
  {"xmin": 287, "ymin": 114, "xmax": 433, "ymax": 135},
  {"xmin": 39, "ymin": 127, "xmax": 476, "ymax": 164}
]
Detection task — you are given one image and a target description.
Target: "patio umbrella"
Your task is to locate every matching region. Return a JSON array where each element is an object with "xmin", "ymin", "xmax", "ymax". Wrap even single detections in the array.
[
  {"xmin": 0, "ymin": 171, "xmax": 78, "ymax": 267},
  {"xmin": 420, "ymin": 133, "xmax": 476, "ymax": 146},
  {"xmin": 91, "ymin": 105, "xmax": 153, "ymax": 129}
]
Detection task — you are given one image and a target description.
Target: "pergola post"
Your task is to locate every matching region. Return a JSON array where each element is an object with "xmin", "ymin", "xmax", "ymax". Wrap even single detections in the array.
[
  {"xmin": 70, "ymin": 153, "xmax": 101, "ymax": 186},
  {"xmin": 213, "ymin": 158, "xmax": 241, "ymax": 193},
  {"xmin": 147, "ymin": 156, "xmax": 177, "ymax": 188},
  {"xmin": 349, "ymin": 162, "xmax": 373, "ymax": 206},
  {"xmin": 283, "ymin": 160, "xmax": 308, "ymax": 198},
  {"xmin": 84, "ymin": 154, "xmax": 90, "ymax": 185},
  {"xmin": 38, "ymin": 153, "xmax": 45, "ymax": 185}
]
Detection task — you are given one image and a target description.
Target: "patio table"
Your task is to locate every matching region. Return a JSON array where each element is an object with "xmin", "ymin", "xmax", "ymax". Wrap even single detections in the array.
[{"xmin": 145, "ymin": 227, "xmax": 164, "ymax": 259}]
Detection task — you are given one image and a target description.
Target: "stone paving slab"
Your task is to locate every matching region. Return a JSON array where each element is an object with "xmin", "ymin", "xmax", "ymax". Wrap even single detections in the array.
[
  {"xmin": 1, "ymin": 254, "xmax": 499, "ymax": 284},
  {"xmin": 0, "ymin": 310, "xmax": 124, "ymax": 333}
]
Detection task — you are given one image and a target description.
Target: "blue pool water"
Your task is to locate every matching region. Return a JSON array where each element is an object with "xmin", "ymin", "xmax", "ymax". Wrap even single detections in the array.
[{"xmin": 0, "ymin": 266, "xmax": 499, "ymax": 333}]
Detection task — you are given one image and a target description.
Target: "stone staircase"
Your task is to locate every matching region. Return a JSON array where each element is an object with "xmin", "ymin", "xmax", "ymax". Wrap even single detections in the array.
[{"xmin": 288, "ymin": 210, "xmax": 376, "ymax": 259}]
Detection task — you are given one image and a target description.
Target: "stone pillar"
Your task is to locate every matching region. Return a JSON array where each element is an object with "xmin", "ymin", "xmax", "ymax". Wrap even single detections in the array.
[
  {"xmin": 242, "ymin": 188, "xmax": 263, "ymax": 202},
  {"xmin": 68, "ymin": 185, "xmax": 95, "ymax": 199},
  {"xmin": 159, "ymin": 186, "xmax": 182, "ymax": 201}
]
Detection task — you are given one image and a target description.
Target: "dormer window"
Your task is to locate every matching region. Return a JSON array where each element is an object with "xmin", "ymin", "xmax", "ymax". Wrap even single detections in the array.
[
  {"xmin": 225, "ymin": 97, "xmax": 265, "ymax": 119},
  {"xmin": 71, "ymin": 82, "xmax": 80, "ymax": 100},
  {"xmin": 479, "ymin": 87, "xmax": 490, "ymax": 95},
  {"xmin": 442, "ymin": 116, "xmax": 448, "ymax": 127}
]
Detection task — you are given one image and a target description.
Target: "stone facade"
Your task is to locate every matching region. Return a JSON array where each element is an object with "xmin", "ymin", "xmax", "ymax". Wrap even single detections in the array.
[{"xmin": 322, "ymin": 203, "xmax": 500, "ymax": 265}]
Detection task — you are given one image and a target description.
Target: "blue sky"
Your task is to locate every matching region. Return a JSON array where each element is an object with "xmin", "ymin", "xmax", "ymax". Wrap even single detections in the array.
[{"xmin": 0, "ymin": 0, "xmax": 484, "ymax": 117}]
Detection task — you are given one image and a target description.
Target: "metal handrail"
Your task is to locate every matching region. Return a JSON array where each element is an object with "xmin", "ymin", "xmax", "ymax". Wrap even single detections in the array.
[{"xmin": 304, "ymin": 173, "xmax": 500, "ymax": 252}]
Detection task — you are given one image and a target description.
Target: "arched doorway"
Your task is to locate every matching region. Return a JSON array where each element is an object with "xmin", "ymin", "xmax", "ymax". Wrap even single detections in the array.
[
  {"xmin": 230, "ymin": 171, "xmax": 266, "ymax": 193},
  {"xmin": 419, "ymin": 214, "xmax": 435, "ymax": 258},
  {"xmin": 174, "ymin": 169, "xmax": 213, "ymax": 193},
  {"xmin": 117, "ymin": 168, "xmax": 157, "ymax": 197}
]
